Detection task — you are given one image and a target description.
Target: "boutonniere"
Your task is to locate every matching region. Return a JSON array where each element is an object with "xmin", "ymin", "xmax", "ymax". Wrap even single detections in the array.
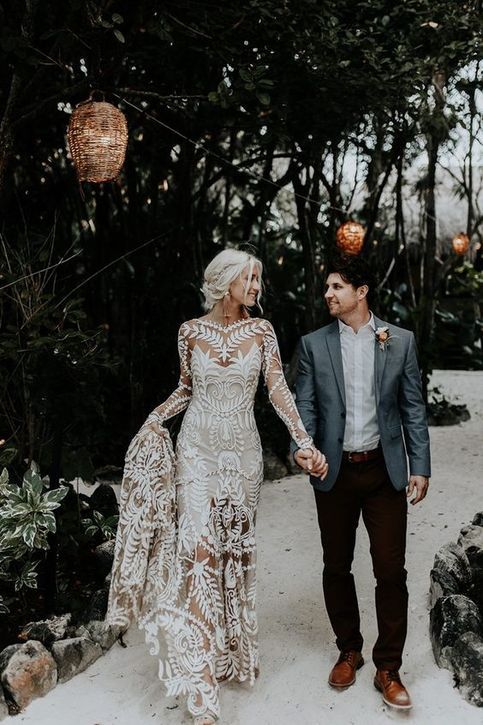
[{"xmin": 375, "ymin": 326, "xmax": 391, "ymax": 351}]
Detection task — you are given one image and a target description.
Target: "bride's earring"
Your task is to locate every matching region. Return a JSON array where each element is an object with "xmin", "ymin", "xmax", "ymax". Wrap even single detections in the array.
[{"xmin": 223, "ymin": 291, "xmax": 230, "ymax": 320}]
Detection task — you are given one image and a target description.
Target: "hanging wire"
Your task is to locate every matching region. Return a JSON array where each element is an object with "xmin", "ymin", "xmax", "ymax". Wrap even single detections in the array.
[
  {"xmin": 113, "ymin": 93, "xmax": 351, "ymax": 216},
  {"xmin": 0, "ymin": 250, "xmax": 81, "ymax": 292},
  {"xmin": 54, "ymin": 228, "xmax": 176, "ymax": 310}
]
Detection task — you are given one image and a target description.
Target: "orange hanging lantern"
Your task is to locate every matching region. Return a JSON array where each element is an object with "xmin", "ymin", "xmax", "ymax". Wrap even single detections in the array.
[
  {"xmin": 336, "ymin": 221, "xmax": 365, "ymax": 255},
  {"xmin": 451, "ymin": 232, "xmax": 470, "ymax": 256},
  {"xmin": 68, "ymin": 98, "xmax": 128, "ymax": 183}
]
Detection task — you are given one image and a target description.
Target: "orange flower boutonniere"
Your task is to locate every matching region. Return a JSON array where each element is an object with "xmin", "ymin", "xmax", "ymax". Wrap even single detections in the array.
[{"xmin": 375, "ymin": 326, "xmax": 391, "ymax": 351}]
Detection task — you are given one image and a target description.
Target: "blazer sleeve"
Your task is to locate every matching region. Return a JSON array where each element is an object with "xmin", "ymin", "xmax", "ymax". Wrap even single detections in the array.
[
  {"xmin": 398, "ymin": 333, "xmax": 431, "ymax": 477},
  {"xmin": 291, "ymin": 336, "xmax": 319, "ymax": 453}
]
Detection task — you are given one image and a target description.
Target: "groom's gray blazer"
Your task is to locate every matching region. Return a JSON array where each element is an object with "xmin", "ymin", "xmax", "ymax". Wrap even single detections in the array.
[{"xmin": 292, "ymin": 316, "xmax": 431, "ymax": 492}]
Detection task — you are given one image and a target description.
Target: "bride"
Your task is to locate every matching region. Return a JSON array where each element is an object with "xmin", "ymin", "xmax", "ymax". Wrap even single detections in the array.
[{"xmin": 106, "ymin": 248, "xmax": 327, "ymax": 723}]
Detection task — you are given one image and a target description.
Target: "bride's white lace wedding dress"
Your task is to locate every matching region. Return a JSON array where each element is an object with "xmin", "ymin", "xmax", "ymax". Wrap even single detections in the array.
[{"xmin": 106, "ymin": 317, "xmax": 313, "ymax": 719}]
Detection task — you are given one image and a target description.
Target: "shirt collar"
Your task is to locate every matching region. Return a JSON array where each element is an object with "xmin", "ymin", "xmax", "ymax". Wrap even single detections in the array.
[{"xmin": 338, "ymin": 312, "xmax": 376, "ymax": 335}]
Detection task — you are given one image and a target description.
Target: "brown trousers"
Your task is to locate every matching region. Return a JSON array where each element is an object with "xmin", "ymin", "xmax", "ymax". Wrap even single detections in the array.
[{"xmin": 314, "ymin": 452, "xmax": 408, "ymax": 670}]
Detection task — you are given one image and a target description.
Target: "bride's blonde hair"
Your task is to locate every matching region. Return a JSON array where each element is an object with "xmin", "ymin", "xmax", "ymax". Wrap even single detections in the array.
[{"xmin": 202, "ymin": 249, "xmax": 263, "ymax": 311}]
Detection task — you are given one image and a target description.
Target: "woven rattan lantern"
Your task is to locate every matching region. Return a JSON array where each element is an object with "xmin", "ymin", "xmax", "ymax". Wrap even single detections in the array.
[
  {"xmin": 68, "ymin": 99, "xmax": 128, "ymax": 182},
  {"xmin": 336, "ymin": 221, "xmax": 365, "ymax": 255},
  {"xmin": 452, "ymin": 232, "xmax": 470, "ymax": 256}
]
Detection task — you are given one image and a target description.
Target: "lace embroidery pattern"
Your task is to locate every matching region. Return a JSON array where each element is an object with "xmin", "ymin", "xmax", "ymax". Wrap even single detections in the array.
[{"xmin": 107, "ymin": 317, "xmax": 313, "ymax": 718}]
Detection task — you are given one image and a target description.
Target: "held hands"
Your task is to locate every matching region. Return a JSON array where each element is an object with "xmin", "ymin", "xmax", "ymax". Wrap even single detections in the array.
[
  {"xmin": 407, "ymin": 475, "xmax": 429, "ymax": 505},
  {"xmin": 294, "ymin": 447, "xmax": 329, "ymax": 480}
]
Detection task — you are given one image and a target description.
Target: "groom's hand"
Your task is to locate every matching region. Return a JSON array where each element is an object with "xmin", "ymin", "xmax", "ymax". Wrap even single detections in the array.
[
  {"xmin": 407, "ymin": 475, "xmax": 429, "ymax": 505},
  {"xmin": 294, "ymin": 448, "xmax": 328, "ymax": 480},
  {"xmin": 309, "ymin": 448, "xmax": 328, "ymax": 479}
]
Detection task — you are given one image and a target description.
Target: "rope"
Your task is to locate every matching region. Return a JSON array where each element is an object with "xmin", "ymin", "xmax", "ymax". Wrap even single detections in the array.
[{"xmin": 113, "ymin": 93, "xmax": 351, "ymax": 216}]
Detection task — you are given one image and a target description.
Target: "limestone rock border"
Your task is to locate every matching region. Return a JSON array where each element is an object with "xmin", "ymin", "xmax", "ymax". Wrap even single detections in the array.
[
  {"xmin": 0, "ymin": 616, "xmax": 122, "ymax": 718},
  {"xmin": 429, "ymin": 511, "xmax": 483, "ymax": 707}
]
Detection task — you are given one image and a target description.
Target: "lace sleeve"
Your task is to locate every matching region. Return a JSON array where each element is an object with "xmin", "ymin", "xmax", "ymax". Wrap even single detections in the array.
[
  {"xmin": 261, "ymin": 321, "xmax": 313, "ymax": 450},
  {"xmin": 143, "ymin": 323, "xmax": 192, "ymax": 432}
]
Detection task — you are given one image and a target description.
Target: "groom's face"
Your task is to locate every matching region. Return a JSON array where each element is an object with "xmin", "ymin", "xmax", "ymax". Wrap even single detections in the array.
[{"xmin": 324, "ymin": 273, "xmax": 363, "ymax": 319}]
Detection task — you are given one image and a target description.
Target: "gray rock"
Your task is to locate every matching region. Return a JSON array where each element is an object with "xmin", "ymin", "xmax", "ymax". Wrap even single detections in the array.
[
  {"xmin": 472, "ymin": 511, "xmax": 483, "ymax": 527},
  {"xmin": 74, "ymin": 625, "xmax": 89, "ymax": 639},
  {"xmin": 18, "ymin": 614, "xmax": 72, "ymax": 648},
  {"xmin": 79, "ymin": 621, "xmax": 123, "ymax": 652},
  {"xmin": 263, "ymin": 451, "xmax": 288, "ymax": 481},
  {"xmin": 94, "ymin": 539, "xmax": 116, "ymax": 577},
  {"xmin": 430, "ymin": 594, "xmax": 482, "ymax": 668},
  {"xmin": 51, "ymin": 637, "xmax": 102, "ymax": 683},
  {"xmin": 458, "ymin": 524, "xmax": 483, "ymax": 563},
  {"xmin": 0, "ymin": 686, "xmax": 8, "ymax": 720},
  {"xmin": 0, "ymin": 640, "xmax": 57, "ymax": 710},
  {"xmin": 0, "ymin": 645, "xmax": 21, "ymax": 674},
  {"xmin": 459, "ymin": 524, "xmax": 483, "ymax": 610},
  {"xmin": 450, "ymin": 632, "xmax": 483, "ymax": 707},
  {"xmin": 429, "ymin": 542, "xmax": 472, "ymax": 607}
]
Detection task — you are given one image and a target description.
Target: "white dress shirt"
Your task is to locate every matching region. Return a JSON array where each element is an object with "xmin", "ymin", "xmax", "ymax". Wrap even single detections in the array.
[{"xmin": 339, "ymin": 313, "xmax": 380, "ymax": 452}]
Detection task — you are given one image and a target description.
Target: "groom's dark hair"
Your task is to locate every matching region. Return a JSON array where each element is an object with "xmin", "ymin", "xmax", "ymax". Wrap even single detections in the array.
[{"xmin": 326, "ymin": 253, "xmax": 376, "ymax": 304}]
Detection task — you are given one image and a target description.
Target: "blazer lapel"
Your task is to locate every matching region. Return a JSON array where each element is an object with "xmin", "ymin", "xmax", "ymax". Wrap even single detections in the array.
[
  {"xmin": 373, "ymin": 315, "xmax": 388, "ymax": 405},
  {"xmin": 326, "ymin": 322, "xmax": 346, "ymax": 406}
]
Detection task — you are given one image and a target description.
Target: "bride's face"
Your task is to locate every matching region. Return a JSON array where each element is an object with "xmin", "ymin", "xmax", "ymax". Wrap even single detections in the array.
[{"xmin": 229, "ymin": 265, "xmax": 261, "ymax": 307}]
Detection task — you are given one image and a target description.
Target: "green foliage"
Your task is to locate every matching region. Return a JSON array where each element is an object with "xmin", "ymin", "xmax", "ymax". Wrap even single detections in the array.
[
  {"xmin": 427, "ymin": 386, "xmax": 471, "ymax": 426},
  {"xmin": 82, "ymin": 509, "xmax": 118, "ymax": 541},
  {"xmin": 377, "ymin": 283, "xmax": 413, "ymax": 325},
  {"xmin": 0, "ymin": 463, "xmax": 119, "ymax": 646},
  {"xmin": 0, "ymin": 466, "xmax": 67, "ymax": 593},
  {"xmin": 0, "ymin": 233, "xmax": 111, "ymax": 474},
  {"xmin": 447, "ymin": 261, "xmax": 483, "ymax": 297},
  {"xmin": 431, "ymin": 261, "xmax": 483, "ymax": 370}
]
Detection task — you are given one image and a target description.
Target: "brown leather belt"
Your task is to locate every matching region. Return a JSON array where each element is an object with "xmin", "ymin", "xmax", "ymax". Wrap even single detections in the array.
[{"xmin": 342, "ymin": 447, "xmax": 382, "ymax": 464}]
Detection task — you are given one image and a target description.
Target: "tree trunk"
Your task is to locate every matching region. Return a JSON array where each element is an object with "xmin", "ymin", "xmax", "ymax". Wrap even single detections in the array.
[
  {"xmin": 418, "ymin": 72, "xmax": 446, "ymax": 400},
  {"xmin": 293, "ymin": 172, "xmax": 317, "ymax": 332},
  {"xmin": 0, "ymin": 0, "xmax": 39, "ymax": 199}
]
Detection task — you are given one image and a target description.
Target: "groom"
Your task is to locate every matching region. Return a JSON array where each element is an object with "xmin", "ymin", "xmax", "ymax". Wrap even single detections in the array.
[{"xmin": 293, "ymin": 254, "xmax": 430, "ymax": 710}]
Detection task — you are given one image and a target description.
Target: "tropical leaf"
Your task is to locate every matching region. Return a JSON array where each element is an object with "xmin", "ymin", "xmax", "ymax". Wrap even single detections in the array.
[
  {"xmin": 36, "ymin": 512, "xmax": 57, "ymax": 533},
  {"xmin": 0, "ymin": 596, "xmax": 9, "ymax": 614},
  {"xmin": 22, "ymin": 522, "xmax": 37, "ymax": 548},
  {"xmin": 44, "ymin": 487, "xmax": 68, "ymax": 505}
]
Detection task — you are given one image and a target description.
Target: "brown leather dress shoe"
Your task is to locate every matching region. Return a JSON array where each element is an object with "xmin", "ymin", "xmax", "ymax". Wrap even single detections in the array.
[
  {"xmin": 328, "ymin": 650, "xmax": 364, "ymax": 688},
  {"xmin": 374, "ymin": 669, "xmax": 412, "ymax": 710}
]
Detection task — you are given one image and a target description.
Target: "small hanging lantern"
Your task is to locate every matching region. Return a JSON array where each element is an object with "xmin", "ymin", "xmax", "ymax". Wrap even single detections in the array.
[
  {"xmin": 451, "ymin": 232, "xmax": 470, "ymax": 256},
  {"xmin": 336, "ymin": 221, "xmax": 365, "ymax": 255},
  {"xmin": 68, "ymin": 97, "xmax": 128, "ymax": 183}
]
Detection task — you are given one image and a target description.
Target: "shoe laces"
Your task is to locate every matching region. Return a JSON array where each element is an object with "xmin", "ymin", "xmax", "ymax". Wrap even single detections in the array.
[
  {"xmin": 340, "ymin": 651, "xmax": 358, "ymax": 665},
  {"xmin": 385, "ymin": 669, "xmax": 401, "ymax": 683}
]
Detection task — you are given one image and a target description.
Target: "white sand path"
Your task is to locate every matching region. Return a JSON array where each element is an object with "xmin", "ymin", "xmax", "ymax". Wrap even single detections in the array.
[{"xmin": 18, "ymin": 370, "xmax": 483, "ymax": 725}]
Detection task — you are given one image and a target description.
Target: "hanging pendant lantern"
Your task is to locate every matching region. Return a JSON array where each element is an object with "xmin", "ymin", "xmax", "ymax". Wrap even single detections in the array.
[
  {"xmin": 451, "ymin": 232, "xmax": 470, "ymax": 256},
  {"xmin": 336, "ymin": 221, "xmax": 365, "ymax": 255},
  {"xmin": 68, "ymin": 98, "xmax": 128, "ymax": 183}
]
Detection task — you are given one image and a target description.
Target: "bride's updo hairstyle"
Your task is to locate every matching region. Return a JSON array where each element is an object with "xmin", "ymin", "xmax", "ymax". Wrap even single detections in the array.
[{"xmin": 202, "ymin": 248, "xmax": 263, "ymax": 311}]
